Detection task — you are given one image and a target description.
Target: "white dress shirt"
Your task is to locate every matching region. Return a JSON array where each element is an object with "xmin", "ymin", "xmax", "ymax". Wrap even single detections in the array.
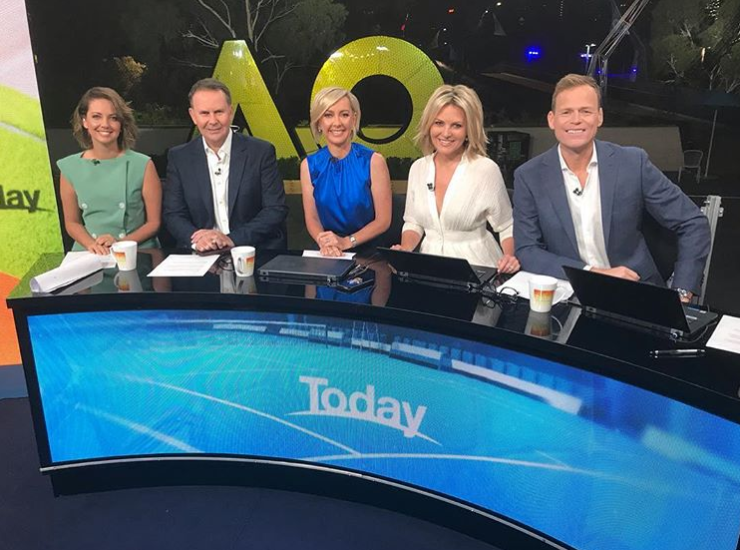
[
  {"xmin": 203, "ymin": 130, "xmax": 233, "ymax": 235},
  {"xmin": 558, "ymin": 145, "xmax": 610, "ymax": 269},
  {"xmin": 402, "ymin": 153, "xmax": 513, "ymax": 267}
]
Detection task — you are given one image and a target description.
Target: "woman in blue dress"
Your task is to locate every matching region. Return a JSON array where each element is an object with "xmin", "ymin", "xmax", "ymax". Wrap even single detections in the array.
[{"xmin": 300, "ymin": 87, "xmax": 392, "ymax": 256}]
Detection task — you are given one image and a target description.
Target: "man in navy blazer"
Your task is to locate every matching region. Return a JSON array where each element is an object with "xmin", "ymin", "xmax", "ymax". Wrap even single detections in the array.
[
  {"xmin": 513, "ymin": 74, "xmax": 710, "ymax": 300},
  {"xmin": 164, "ymin": 78, "xmax": 288, "ymax": 252}
]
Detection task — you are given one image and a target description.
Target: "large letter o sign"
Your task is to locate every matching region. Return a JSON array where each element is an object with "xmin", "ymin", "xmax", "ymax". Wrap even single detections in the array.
[{"xmin": 312, "ymin": 36, "xmax": 443, "ymax": 159}]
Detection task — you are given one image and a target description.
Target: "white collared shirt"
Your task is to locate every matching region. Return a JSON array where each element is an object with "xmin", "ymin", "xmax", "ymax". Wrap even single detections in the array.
[
  {"xmin": 558, "ymin": 145, "xmax": 610, "ymax": 269},
  {"xmin": 203, "ymin": 130, "xmax": 233, "ymax": 235}
]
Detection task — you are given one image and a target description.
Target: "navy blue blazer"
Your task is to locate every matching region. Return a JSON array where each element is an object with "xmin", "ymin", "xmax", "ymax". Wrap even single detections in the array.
[
  {"xmin": 513, "ymin": 141, "xmax": 710, "ymax": 294},
  {"xmin": 163, "ymin": 133, "xmax": 288, "ymax": 249}
]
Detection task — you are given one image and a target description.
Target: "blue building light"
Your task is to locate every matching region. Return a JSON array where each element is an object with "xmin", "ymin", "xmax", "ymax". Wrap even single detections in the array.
[{"xmin": 526, "ymin": 46, "xmax": 541, "ymax": 62}]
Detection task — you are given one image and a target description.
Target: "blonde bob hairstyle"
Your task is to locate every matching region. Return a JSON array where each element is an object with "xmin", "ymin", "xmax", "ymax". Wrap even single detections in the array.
[
  {"xmin": 71, "ymin": 87, "xmax": 138, "ymax": 150},
  {"xmin": 415, "ymin": 84, "xmax": 488, "ymax": 158},
  {"xmin": 310, "ymin": 86, "xmax": 361, "ymax": 143}
]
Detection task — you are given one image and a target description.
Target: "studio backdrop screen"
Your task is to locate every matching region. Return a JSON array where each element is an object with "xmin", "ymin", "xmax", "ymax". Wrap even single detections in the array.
[{"xmin": 28, "ymin": 309, "xmax": 740, "ymax": 550}]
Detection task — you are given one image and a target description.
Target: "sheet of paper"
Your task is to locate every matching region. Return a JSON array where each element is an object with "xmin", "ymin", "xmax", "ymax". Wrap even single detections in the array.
[
  {"xmin": 302, "ymin": 250, "xmax": 356, "ymax": 260},
  {"xmin": 706, "ymin": 315, "xmax": 740, "ymax": 355},
  {"xmin": 496, "ymin": 270, "xmax": 574, "ymax": 305},
  {"xmin": 62, "ymin": 251, "xmax": 116, "ymax": 269},
  {"xmin": 147, "ymin": 254, "xmax": 219, "ymax": 278}
]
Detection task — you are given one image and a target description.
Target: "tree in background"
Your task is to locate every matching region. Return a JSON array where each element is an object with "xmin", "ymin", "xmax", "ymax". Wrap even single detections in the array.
[
  {"xmin": 106, "ymin": 0, "xmax": 347, "ymax": 124},
  {"xmin": 650, "ymin": 0, "xmax": 740, "ymax": 93},
  {"xmin": 263, "ymin": 0, "xmax": 347, "ymax": 92},
  {"xmin": 177, "ymin": 0, "xmax": 347, "ymax": 93}
]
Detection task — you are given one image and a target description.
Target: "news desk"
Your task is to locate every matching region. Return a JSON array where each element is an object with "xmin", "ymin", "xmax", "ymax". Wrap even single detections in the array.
[{"xmin": 8, "ymin": 250, "xmax": 740, "ymax": 550}]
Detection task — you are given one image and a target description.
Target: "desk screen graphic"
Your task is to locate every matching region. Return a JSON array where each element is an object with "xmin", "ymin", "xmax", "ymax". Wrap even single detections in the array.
[{"xmin": 28, "ymin": 309, "xmax": 740, "ymax": 550}]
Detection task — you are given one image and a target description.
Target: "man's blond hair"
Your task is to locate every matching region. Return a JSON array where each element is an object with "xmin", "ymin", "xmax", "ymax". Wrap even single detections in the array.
[{"xmin": 551, "ymin": 74, "xmax": 601, "ymax": 111}]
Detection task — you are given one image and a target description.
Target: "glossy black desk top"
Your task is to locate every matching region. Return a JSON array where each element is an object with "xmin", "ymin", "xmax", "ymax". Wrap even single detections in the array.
[{"xmin": 8, "ymin": 249, "xmax": 740, "ymax": 417}]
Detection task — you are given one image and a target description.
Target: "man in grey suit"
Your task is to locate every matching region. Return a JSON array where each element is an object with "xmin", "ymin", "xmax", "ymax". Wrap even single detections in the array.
[
  {"xmin": 513, "ymin": 74, "xmax": 710, "ymax": 301},
  {"xmin": 164, "ymin": 78, "xmax": 288, "ymax": 252}
]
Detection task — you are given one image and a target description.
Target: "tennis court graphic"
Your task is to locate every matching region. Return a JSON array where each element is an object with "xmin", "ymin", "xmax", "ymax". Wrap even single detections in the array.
[
  {"xmin": 28, "ymin": 310, "xmax": 740, "ymax": 550},
  {"xmin": 0, "ymin": 0, "xmax": 64, "ymax": 365}
]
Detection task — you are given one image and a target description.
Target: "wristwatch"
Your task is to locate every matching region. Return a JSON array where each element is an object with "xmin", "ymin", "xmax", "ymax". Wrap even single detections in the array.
[
  {"xmin": 675, "ymin": 288, "xmax": 691, "ymax": 301},
  {"xmin": 349, "ymin": 234, "xmax": 357, "ymax": 248}
]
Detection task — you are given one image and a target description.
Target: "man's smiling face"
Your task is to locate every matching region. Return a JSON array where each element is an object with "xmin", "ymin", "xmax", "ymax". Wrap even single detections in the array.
[{"xmin": 548, "ymin": 84, "xmax": 603, "ymax": 156}]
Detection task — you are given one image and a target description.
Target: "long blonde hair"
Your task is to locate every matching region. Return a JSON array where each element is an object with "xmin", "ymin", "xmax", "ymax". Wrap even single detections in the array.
[{"xmin": 415, "ymin": 84, "xmax": 488, "ymax": 158}]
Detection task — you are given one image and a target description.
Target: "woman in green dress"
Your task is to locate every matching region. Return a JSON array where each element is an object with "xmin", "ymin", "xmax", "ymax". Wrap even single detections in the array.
[{"xmin": 58, "ymin": 87, "xmax": 161, "ymax": 254}]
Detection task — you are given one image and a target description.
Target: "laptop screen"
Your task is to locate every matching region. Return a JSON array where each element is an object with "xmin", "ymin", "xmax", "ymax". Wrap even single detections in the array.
[
  {"xmin": 377, "ymin": 247, "xmax": 484, "ymax": 284},
  {"xmin": 563, "ymin": 266, "xmax": 690, "ymax": 332}
]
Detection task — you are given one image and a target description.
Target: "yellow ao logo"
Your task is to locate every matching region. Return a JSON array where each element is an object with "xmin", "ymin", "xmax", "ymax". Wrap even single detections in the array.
[{"xmin": 211, "ymin": 36, "xmax": 443, "ymax": 160}]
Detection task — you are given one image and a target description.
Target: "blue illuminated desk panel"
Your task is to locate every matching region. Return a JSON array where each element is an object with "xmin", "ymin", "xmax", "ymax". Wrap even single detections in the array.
[{"xmin": 24, "ymin": 308, "xmax": 740, "ymax": 550}]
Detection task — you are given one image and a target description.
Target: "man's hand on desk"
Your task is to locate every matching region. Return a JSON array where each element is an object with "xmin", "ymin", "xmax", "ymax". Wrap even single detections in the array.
[
  {"xmin": 591, "ymin": 266, "xmax": 640, "ymax": 281},
  {"xmin": 191, "ymin": 229, "xmax": 234, "ymax": 252}
]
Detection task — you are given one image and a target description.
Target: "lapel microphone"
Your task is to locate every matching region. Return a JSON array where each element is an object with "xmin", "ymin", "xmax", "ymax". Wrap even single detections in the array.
[
  {"xmin": 427, "ymin": 182, "xmax": 434, "ymax": 191},
  {"xmin": 92, "ymin": 159, "xmax": 100, "ymax": 166},
  {"xmin": 572, "ymin": 187, "xmax": 583, "ymax": 196},
  {"xmin": 215, "ymin": 167, "xmax": 222, "ymax": 176}
]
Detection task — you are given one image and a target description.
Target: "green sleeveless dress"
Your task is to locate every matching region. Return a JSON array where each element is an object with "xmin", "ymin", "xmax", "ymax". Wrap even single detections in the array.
[{"xmin": 57, "ymin": 149, "xmax": 159, "ymax": 250}]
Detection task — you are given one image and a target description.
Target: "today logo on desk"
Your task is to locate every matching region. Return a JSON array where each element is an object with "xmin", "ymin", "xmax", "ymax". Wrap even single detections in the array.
[{"xmin": 293, "ymin": 376, "xmax": 437, "ymax": 443}]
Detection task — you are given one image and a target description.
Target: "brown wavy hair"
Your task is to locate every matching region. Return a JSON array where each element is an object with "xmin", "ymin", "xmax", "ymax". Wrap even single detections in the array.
[{"xmin": 71, "ymin": 87, "xmax": 138, "ymax": 150}]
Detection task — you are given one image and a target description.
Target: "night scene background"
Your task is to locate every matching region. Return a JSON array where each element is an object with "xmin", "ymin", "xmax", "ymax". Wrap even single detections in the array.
[{"xmin": 24, "ymin": 0, "xmax": 740, "ymax": 180}]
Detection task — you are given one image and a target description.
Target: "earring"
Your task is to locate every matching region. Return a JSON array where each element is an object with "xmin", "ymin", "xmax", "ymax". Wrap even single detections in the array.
[{"xmin": 318, "ymin": 128, "xmax": 322, "ymax": 134}]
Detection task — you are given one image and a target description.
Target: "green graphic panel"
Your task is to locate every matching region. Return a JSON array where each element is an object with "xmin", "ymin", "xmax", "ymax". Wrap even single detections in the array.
[
  {"xmin": 312, "ymin": 36, "xmax": 443, "ymax": 159},
  {"xmin": 214, "ymin": 41, "xmax": 298, "ymax": 159},
  {"xmin": 0, "ymin": 85, "xmax": 63, "ymax": 278}
]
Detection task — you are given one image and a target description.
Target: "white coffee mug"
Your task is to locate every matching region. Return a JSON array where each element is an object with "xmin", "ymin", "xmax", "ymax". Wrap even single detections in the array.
[
  {"xmin": 111, "ymin": 241, "xmax": 138, "ymax": 271},
  {"xmin": 528, "ymin": 275, "xmax": 566, "ymax": 313},
  {"xmin": 231, "ymin": 246, "xmax": 256, "ymax": 277}
]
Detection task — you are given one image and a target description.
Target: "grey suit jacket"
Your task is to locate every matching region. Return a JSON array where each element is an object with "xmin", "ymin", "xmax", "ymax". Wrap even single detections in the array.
[
  {"xmin": 513, "ymin": 140, "xmax": 710, "ymax": 294},
  {"xmin": 163, "ymin": 133, "xmax": 288, "ymax": 249}
]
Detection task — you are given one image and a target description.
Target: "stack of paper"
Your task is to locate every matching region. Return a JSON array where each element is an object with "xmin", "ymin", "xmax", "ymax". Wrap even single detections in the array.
[
  {"xmin": 302, "ymin": 250, "xmax": 356, "ymax": 260},
  {"xmin": 30, "ymin": 254, "xmax": 108, "ymax": 293}
]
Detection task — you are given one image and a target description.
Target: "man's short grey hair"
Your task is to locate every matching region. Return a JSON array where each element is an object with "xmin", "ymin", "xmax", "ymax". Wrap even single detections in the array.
[{"xmin": 188, "ymin": 78, "xmax": 232, "ymax": 106}]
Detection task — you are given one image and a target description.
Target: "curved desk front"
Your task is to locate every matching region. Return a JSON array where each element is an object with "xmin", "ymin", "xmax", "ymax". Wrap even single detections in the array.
[{"xmin": 8, "ymin": 252, "xmax": 740, "ymax": 550}]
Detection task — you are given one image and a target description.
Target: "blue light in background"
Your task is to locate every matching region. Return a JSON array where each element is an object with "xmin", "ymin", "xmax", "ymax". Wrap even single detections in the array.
[{"xmin": 525, "ymin": 46, "xmax": 541, "ymax": 62}]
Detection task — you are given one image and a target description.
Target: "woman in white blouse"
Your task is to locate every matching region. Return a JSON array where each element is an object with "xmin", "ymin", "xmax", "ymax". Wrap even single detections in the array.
[{"xmin": 392, "ymin": 85, "xmax": 520, "ymax": 272}]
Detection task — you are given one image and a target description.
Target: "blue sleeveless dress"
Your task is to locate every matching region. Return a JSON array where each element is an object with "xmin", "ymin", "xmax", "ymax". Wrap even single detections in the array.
[{"xmin": 307, "ymin": 142, "xmax": 375, "ymax": 236}]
